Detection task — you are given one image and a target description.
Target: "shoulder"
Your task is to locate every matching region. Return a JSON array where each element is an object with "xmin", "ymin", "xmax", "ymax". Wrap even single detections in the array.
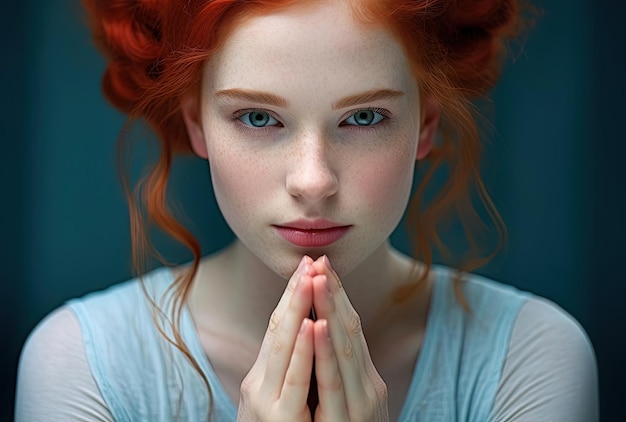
[
  {"xmin": 433, "ymin": 266, "xmax": 531, "ymax": 327},
  {"xmin": 67, "ymin": 266, "xmax": 174, "ymax": 313},
  {"xmin": 65, "ymin": 267, "xmax": 176, "ymax": 346},
  {"xmin": 417, "ymin": 268, "xmax": 597, "ymax": 421},
  {"xmin": 429, "ymin": 267, "xmax": 532, "ymax": 353},
  {"xmin": 15, "ymin": 267, "xmax": 175, "ymax": 421},
  {"xmin": 513, "ymin": 296, "xmax": 595, "ymax": 353},
  {"xmin": 405, "ymin": 268, "xmax": 532, "ymax": 419},
  {"xmin": 15, "ymin": 307, "xmax": 114, "ymax": 421},
  {"xmin": 490, "ymin": 296, "xmax": 599, "ymax": 421},
  {"xmin": 435, "ymin": 266, "xmax": 529, "ymax": 304}
]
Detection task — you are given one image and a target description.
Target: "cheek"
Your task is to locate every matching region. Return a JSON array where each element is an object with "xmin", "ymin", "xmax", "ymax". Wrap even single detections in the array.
[
  {"xmin": 206, "ymin": 138, "xmax": 295, "ymax": 245},
  {"xmin": 202, "ymin": 114, "xmax": 250, "ymax": 208},
  {"xmin": 359, "ymin": 164, "xmax": 414, "ymax": 224},
  {"xmin": 208, "ymin": 146, "xmax": 269, "ymax": 220},
  {"xmin": 351, "ymin": 139, "xmax": 417, "ymax": 217}
]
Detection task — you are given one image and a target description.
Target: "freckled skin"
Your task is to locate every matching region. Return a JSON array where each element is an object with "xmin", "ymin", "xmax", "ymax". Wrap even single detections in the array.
[
  {"xmin": 178, "ymin": 3, "xmax": 441, "ymax": 419},
  {"xmin": 190, "ymin": 0, "xmax": 423, "ymax": 280}
]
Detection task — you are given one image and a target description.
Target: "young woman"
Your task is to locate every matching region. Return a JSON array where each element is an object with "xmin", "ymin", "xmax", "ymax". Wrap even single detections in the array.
[{"xmin": 16, "ymin": 0, "xmax": 598, "ymax": 420}]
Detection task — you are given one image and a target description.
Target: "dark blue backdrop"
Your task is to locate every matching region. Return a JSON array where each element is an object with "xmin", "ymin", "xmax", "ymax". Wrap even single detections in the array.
[{"xmin": 2, "ymin": 0, "xmax": 624, "ymax": 420}]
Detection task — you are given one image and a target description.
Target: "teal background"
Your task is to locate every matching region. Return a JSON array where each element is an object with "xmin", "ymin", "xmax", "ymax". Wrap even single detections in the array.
[{"xmin": 2, "ymin": 0, "xmax": 623, "ymax": 419}]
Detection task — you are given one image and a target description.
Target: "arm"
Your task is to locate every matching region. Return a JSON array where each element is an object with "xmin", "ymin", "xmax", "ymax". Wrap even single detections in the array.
[
  {"xmin": 489, "ymin": 297, "xmax": 598, "ymax": 422},
  {"xmin": 15, "ymin": 307, "xmax": 114, "ymax": 422}
]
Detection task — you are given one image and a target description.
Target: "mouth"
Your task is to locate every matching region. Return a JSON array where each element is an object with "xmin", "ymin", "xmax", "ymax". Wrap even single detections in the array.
[{"xmin": 273, "ymin": 219, "xmax": 352, "ymax": 248}]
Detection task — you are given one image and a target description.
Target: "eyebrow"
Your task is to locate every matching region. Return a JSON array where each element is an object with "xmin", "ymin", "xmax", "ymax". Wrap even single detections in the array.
[
  {"xmin": 331, "ymin": 89, "xmax": 405, "ymax": 110},
  {"xmin": 215, "ymin": 89, "xmax": 288, "ymax": 108},
  {"xmin": 213, "ymin": 88, "xmax": 404, "ymax": 109}
]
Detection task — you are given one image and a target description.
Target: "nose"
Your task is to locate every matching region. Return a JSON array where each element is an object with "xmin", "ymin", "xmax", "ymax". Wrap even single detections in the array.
[{"xmin": 285, "ymin": 133, "xmax": 338, "ymax": 203}]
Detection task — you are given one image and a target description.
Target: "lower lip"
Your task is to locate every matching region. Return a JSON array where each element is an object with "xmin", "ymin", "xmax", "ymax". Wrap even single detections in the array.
[{"xmin": 274, "ymin": 226, "xmax": 351, "ymax": 248}]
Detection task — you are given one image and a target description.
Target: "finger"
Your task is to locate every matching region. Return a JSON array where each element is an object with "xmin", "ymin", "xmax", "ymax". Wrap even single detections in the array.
[
  {"xmin": 314, "ymin": 257, "xmax": 389, "ymax": 420},
  {"xmin": 311, "ymin": 274, "xmax": 368, "ymax": 406},
  {"xmin": 274, "ymin": 255, "xmax": 315, "ymax": 319},
  {"xmin": 311, "ymin": 268, "xmax": 365, "ymax": 365},
  {"xmin": 313, "ymin": 319, "xmax": 350, "ymax": 421},
  {"xmin": 256, "ymin": 255, "xmax": 311, "ymax": 362},
  {"xmin": 316, "ymin": 256, "xmax": 371, "ymax": 358},
  {"xmin": 280, "ymin": 318, "xmax": 314, "ymax": 417},
  {"xmin": 258, "ymin": 259, "xmax": 314, "ymax": 395}
]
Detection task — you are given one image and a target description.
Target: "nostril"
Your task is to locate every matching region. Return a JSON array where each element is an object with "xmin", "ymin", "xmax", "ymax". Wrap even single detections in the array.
[{"xmin": 285, "ymin": 159, "xmax": 338, "ymax": 202}]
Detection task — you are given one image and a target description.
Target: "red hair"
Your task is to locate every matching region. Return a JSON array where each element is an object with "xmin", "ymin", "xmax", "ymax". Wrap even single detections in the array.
[{"xmin": 81, "ymin": 0, "xmax": 530, "ymax": 414}]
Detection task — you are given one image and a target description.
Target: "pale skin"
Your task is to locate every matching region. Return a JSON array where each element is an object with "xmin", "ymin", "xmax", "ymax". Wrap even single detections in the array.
[
  {"xmin": 237, "ymin": 254, "xmax": 389, "ymax": 421},
  {"xmin": 180, "ymin": 1, "xmax": 440, "ymax": 420}
]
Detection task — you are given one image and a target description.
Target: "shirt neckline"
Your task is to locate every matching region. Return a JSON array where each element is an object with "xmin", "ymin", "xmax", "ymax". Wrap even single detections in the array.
[
  {"xmin": 396, "ymin": 265, "xmax": 444, "ymax": 420},
  {"xmin": 164, "ymin": 265, "xmax": 445, "ymax": 420}
]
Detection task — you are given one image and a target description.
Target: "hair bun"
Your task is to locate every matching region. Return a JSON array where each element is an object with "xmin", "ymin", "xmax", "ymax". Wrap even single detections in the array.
[
  {"xmin": 440, "ymin": 0, "xmax": 521, "ymax": 95},
  {"xmin": 83, "ymin": 0, "xmax": 164, "ymax": 113}
]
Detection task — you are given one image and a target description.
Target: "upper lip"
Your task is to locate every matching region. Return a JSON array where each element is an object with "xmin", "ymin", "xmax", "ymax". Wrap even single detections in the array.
[{"xmin": 274, "ymin": 219, "xmax": 350, "ymax": 230}]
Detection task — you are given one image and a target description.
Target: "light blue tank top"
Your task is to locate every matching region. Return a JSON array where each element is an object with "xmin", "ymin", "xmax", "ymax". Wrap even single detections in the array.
[{"xmin": 67, "ymin": 265, "xmax": 529, "ymax": 421}]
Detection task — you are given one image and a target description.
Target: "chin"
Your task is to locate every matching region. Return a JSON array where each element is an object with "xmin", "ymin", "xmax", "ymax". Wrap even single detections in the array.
[
  {"xmin": 265, "ymin": 254, "xmax": 305, "ymax": 280},
  {"xmin": 266, "ymin": 250, "xmax": 325, "ymax": 280}
]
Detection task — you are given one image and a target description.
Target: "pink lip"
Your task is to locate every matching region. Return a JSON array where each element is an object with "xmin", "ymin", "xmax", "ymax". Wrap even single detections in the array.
[{"xmin": 273, "ymin": 219, "xmax": 351, "ymax": 248}]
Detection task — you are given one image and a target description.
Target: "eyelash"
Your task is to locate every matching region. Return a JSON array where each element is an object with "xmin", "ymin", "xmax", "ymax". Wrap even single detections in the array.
[
  {"xmin": 231, "ymin": 109, "xmax": 283, "ymax": 134},
  {"xmin": 341, "ymin": 107, "xmax": 391, "ymax": 130},
  {"xmin": 231, "ymin": 107, "xmax": 392, "ymax": 133}
]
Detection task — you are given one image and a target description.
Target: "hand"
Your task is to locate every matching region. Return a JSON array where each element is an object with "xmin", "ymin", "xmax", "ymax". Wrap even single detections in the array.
[
  {"xmin": 309, "ymin": 256, "xmax": 389, "ymax": 422},
  {"xmin": 237, "ymin": 256, "xmax": 316, "ymax": 422}
]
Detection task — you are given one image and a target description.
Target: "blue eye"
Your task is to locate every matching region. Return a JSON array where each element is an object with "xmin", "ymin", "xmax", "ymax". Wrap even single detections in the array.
[
  {"xmin": 344, "ymin": 109, "xmax": 385, "ymax": 126},
  {"xmin": 238, "ymin": 111, "xmax": 280, "ymax": 128}
]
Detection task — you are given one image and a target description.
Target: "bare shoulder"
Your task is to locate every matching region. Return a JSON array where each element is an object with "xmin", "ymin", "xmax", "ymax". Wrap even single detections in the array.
[{"xmin": 16, "ymin": 307, "xmax": 113, "ymax": 421}]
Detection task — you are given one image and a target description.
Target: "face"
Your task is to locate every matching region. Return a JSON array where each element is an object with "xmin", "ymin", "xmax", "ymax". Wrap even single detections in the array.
[{"xmin": 183, "ymin": 0, "xmax": 438, "ymax": 279}]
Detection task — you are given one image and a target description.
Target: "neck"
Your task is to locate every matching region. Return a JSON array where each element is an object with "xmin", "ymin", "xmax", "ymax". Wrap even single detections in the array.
[{"xmin": 187, "ymin": 240, "xmax": 422, "ymax": 348}]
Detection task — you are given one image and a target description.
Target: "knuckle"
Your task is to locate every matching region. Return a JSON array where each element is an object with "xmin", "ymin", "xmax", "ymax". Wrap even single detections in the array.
[
  {"xmin": 375, "ymin": 378, "xmax": 389, "ymax": 402},
  {"xmin": 271, "ymin": 339, "xmax": 284, "ymax": 354},
  {"xmin": 343, "ymin": 338, "xmax": 354, "ymax": 359},
  {"xmin": 328, "ymin": 280, "xmax": 342, "ymax": 297},
  {"xmin": 348, "ymin": 310, "xmax": 363, "ymax": 336},
  {"xmin": 268, "ymin": 311, "xmax": 280, "ymax": 333},
  {"xmin": 365, "ymin": 372, "xmax": 388, "ymax": 401},
  {"xmin": 239, "ymin": 376, "xmax": 255, "ymax": 396},
  {"xmin": 328, "ymin": 376, "xmax": 344, "ymax": 391},
  {"xmin": 286, "ymin": 276, "xmax": 298, "ymax": 294},
  {"xmin": 319, "ymin": 374, "xmax": 343, "ymax": 392},
  {"xmin": 283, "ymin": 373, "xmax": 297, "ymax": 387},
  {"xmin": 332, "ymin": 274, "xmax": 343, "ymax": 292},
  {"xmin": 283, "ymin": 372, "xmax": 304, "ymax": 388}
]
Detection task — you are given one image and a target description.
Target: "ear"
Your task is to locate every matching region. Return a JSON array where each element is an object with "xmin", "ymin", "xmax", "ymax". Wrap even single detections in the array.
[
  {"xmin": 180, "ymin": 94, "xmax": 209, "ymax": 159},
  {"xmin": 416, "ymin": 97, "xmax": 440, "ymax": 160}
]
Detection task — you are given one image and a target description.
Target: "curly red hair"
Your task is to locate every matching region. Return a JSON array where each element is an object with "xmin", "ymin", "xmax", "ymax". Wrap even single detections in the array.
[{"xmin": 81, "ymin": 0, "xmax": 530, "ymax": 414}]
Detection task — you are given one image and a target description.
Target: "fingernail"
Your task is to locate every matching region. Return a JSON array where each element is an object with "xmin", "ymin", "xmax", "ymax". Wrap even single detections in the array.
[
  {"xmin": 323, "ymin": 255, "xmax": 335, "ymax": 274},
  {"xmin": 299, "ymin": 318, "xmax": 308, "ymax": 334}
]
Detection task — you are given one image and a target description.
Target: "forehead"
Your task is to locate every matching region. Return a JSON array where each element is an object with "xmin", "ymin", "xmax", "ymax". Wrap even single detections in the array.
[{"xmin": 204, "ymin": 1, "xmax": 416, "ymax": 95}]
